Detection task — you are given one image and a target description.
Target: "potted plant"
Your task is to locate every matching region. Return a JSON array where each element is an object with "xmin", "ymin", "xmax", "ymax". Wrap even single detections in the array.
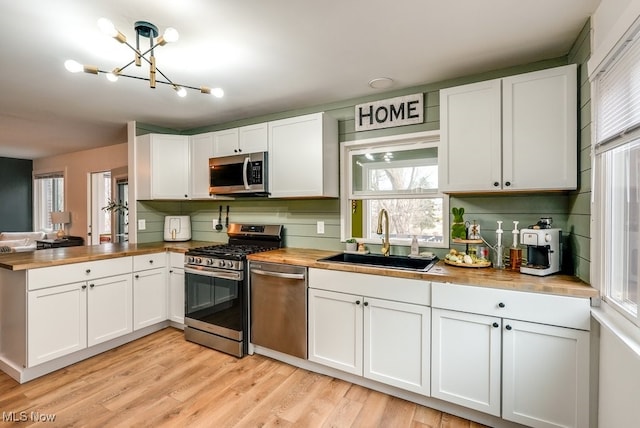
[{"xmin": 345, "ymin": 238, "xmax": 358, "ymax": 252}]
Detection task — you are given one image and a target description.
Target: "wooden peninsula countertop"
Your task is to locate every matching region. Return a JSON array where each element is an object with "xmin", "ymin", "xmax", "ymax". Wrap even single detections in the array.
[
  {"xmin": 248, "ymin": 248, "xmax": 599, "ymax": 299},
  {"xmin": 0, "ymin": 241, "xmax": 217, "ymax": 271}
]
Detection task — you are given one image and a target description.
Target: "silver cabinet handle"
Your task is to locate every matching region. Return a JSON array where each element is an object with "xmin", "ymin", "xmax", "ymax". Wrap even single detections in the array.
[{"xmin": 251, "ymin": 268, "xmax": 305, "ymax": 280}]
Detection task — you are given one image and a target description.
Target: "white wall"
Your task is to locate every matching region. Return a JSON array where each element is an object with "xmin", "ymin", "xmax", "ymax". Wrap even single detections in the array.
[{"xmin": 33, "ymin": 143, "xmax": 128, "ymax": 239}]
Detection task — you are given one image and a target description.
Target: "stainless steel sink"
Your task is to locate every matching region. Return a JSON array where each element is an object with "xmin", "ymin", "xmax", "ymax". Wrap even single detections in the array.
[{"xmin": 318, "ymin": 252, "xmax": 438, "ymax": 272}]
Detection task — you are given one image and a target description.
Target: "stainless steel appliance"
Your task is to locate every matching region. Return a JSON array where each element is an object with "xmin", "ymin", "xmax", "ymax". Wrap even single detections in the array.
[
  {"xmin": 209, "ymin": 152, "xmax": 268, "ymax": 196},
  {"xmin": 183, "ymin": 223, "xmax": 283, "ymax": 357},
  {"xmin": 520, "ymin": 224, "xmax": 562, "ymax": 276},
  {"xmin": 249, "ymin": 261, "xmax": 307, "ymax": 359},
  {"xmin": 164, "ymin": 215, "xmax": 191, "ymax": 241}
]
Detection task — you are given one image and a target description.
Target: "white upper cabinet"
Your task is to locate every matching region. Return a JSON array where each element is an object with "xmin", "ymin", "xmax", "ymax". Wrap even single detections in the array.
[
  {"xmin": 268, "ymin": 112, "xmax": 338, "ymax": 198},
  {"xmin": 439, "ymin": 64, "xmax": 577, "ymax": 193},
  {"xmin": 212, "ymin": 128, "xmax": 240, "ymax": 157},
  {"xmin": 190, "ymin": 132, "xmax": 216, "ymax": 199},
  {"xmin": 238, "ymin": 123, "xmax": 268, "ymax": 154},
  {"xmin": 212, "ymin": 123, "xmax": 268, "ymax": 157},
  {"xmin": 136, "ymin": 133, "xmax": 191, "ymax": 200}
]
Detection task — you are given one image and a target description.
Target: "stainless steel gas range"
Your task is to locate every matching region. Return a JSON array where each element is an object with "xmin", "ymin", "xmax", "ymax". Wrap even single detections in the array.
[{"xmin": 183, "ymin": 223, "xmax": 283, "ymax": 357}]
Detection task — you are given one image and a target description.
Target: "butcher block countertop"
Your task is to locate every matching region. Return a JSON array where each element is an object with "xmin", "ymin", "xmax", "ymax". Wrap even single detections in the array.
[
  {"xmin": 0, "ymin": 241, "xmax": 216, "ymax": 271},
  {"xmin": 248, "ymin": 248, "xmax": 599, "ymax": 299}
]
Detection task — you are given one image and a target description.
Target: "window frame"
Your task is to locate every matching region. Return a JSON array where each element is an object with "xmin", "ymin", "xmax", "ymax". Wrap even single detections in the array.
[
  {"xmin": 340, "ymin": 130, "xmax": 448, "ymax": 248},
  {"xmin": 592, "ymin": 23, "xmax": 640, "ymax": 327}
]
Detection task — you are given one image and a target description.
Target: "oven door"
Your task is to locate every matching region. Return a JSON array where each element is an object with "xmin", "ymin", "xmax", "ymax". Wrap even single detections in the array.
[
  {"xmin": 209, "ymin": 152, "xmax": 267, "ymax": 195},
  {"xmin": 184, "ymin": 267, "xmax": 246, "ymax": 343}
]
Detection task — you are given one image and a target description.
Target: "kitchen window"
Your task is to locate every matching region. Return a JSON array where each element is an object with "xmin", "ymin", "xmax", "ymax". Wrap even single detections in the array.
[
  {"xmin": 593, "ymin": 25, "xmax": 640, "ymax": 326},
  {"xmin": 341, "ymin": 131, "xmax": 447, "ymax": 248},
  {"xmin": 33, "ymin": 171, "xmax": 65, "ymax": 232}
]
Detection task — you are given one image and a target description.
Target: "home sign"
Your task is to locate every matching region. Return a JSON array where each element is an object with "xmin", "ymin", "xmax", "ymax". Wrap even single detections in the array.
[{"xmin": 355, "ymin": 93, "xmax": 424, "ymax": 131}]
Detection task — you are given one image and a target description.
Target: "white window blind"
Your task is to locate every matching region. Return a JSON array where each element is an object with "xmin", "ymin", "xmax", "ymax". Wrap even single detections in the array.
[{"xmin": 596, "ymin": 28, "xmax": 640, "ymax": 147}]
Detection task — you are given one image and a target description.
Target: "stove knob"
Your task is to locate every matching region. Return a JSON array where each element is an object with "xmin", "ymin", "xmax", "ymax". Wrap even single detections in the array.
[
  {"xmin": 218, "ymin": 260, "xmax": 225, "ymax": 268},
  {"xmin": 195, "ymin": 257, "xmax": 202, "ymax": 264},
  {"xmin": 227, "ymin": 261, "xmax": 234, "ymax": 268},
  {"xmin": 206, "ymin": 259, "xmax": 214, "ymax": 265}
]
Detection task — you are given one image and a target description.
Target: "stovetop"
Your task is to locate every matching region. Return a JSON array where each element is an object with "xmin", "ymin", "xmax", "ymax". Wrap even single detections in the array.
[
  {"xmin": 186, "ymin": 244, "xmax": 278, "ymax": 260},
  {"xmin": 184, "ymin": 223, "xmax": 283, "ymax": 270}
]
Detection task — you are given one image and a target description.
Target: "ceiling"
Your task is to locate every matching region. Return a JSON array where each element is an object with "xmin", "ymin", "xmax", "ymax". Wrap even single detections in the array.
[{"xmin": 0, "ymin": 0, "xmax": 600, "ymax": 160}]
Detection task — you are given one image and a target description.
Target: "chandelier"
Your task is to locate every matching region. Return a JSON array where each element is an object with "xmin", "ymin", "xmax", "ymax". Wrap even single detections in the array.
[{"xmin": 64, "ymin": 18, "xmax": 223, "ymax": 98}]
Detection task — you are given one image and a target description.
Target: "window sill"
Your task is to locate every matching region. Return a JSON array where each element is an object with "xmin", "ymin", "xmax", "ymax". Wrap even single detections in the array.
[{"xmin": 592, "ymin": 302, "xmax": 640, "ymax": 358}]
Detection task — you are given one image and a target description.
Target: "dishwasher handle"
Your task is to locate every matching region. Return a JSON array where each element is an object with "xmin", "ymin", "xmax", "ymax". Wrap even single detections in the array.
[{"xmin": 251, "ymin": 268, "xmax": 305, "ymax": 281}]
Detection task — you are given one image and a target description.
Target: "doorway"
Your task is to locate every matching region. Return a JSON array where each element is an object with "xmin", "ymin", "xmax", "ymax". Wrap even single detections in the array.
[{"xmin": 88, "ymin": 170, "xmax": 128, "ymax": 245}]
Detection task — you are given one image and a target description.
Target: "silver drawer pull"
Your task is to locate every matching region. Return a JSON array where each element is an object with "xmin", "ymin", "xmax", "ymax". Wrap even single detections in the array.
[{"xmin": 251, "ymin": 268, "xmax": 305, "ymax": 280}]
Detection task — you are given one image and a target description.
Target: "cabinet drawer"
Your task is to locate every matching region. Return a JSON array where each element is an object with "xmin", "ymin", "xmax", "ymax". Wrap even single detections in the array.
[
  {"xmin": 431, "ymin": 282, "xmax": 590, "ymax": 330},
  {"xmin": 133, "ymin": 253, "xmax": 167, "ymax": 271},
  {"xmin": 309, "ymin": 268, "xmax": 430, "ymax": 305},
  {"xmin": 28, "ymin": 257, "xmax": 133, "ymax": 290}
]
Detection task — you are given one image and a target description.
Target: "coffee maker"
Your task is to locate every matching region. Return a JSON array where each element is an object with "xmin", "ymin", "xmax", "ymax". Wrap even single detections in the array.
[{"xmin": 520, "ymin": 219, "xmax": 562, "ymax": 276}]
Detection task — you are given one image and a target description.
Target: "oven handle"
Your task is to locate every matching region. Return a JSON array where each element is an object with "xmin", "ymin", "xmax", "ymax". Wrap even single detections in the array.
[
  {"xmin": 250, "ymin": 268, "xmax": 305, "ymax": 280},
  {"xmin": 184, "ymin": 266, "xmax": 242, "ymax": 281}
]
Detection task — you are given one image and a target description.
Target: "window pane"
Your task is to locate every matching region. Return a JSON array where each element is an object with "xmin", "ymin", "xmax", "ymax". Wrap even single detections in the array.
[
  {"xmin": 365, "ymin": 198, "xmax": 444, "ymax": 243},
  {"xmin": 33, "ymin": 175, "xmax": 64, "ymax": 231},
  {"xmin": 604, "ymin": 138, "xmax": 640, "ymax": 317},
  {"xmin": 352, "ymin": 147, "xmax": 438, "ymax": 196}
]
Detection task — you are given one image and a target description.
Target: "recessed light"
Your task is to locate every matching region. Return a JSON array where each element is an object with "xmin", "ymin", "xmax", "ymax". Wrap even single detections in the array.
[{"xmin": 368, "ymin": 77, "xmax": 394, "ymax": 89}]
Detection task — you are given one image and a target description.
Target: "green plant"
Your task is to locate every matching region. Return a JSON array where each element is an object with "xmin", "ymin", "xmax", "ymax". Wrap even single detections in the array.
[
  {"xmin": 102, "ymin": 198, "xmax": 128, "ymax": 214},
  {"xmin": 451, "ymin": 207, "xmax": 467, "ymax": 240},
  {"xmin": 346, "ymin": 238, "xmax": 357, "ymax": 243}
]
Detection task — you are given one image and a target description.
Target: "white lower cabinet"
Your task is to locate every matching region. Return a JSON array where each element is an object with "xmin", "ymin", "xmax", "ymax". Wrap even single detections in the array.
[
  {"xmin": 28, "ymin": 282, "xmax": 87, "ymax": 367},
  {"xmin": 502, "ymin": 319, "xmax": 589, "ymax": 428},
  {"xmin": 431, "ymin": 308, "xmax": 501, "ymax": 416},
  {"xmin": 308, "ymin": 269, "xmax": 430, "ymax": 395},
  {"xmin": 168, "ymin": 252, "xmax": 185, "ymax": 324},
  {"xmin": 87, "ymin": 274, "xmax": 133, "ymax": 346},
  {"xmin": 27, "ymin": 273, "xmax": 133, "ymax": 367},
  {"xmin": 133, "ymin": 253, "xmax": 168, "ymax": 330},
  {"xmin": 431, "ymin": 282, "xmax": 590, "ymax": 428}
]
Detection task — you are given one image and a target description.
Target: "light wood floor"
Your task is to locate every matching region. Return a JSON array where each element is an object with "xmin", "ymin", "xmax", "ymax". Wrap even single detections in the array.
[{"xmin": 0, "ymin": 328, "xmax": 489, "ymax": 427}]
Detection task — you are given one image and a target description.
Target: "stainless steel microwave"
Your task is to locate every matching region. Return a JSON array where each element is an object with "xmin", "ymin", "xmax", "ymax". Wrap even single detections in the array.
[{"xmin": 209, "ymin": 152, "xmax": 268, "ymax": 196}]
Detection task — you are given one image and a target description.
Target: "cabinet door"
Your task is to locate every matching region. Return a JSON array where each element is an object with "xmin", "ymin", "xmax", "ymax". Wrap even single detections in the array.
[
  {"xmin": 212, "ymin": 128, "xmax": 240, "ymax": 157},
  {"xmin": 27, "ymin": 282, "xmax": 87, "ymax": 366},
  {"xmin": 431, "ymin": 308, "xmax": 501, "ymax": 416},
  {"xmin": 268, "ymin": 112, "xmax": 338, "ymax": 198},
  {"xmin": 239, "ymin": 123, "xmax": 268, "ymax": 154},
  {"xmin": 502, "ymin": 65, "xmax": 577, "ymax": 191},
  {"xmin": 308, "ymin": 288, "xmax": 362, "ymax": 375},
  {"xmin": 364, "ymin": 298, "xmax": 430, "ymax": 395},
  {"xmin": 168, "ymin": 267, "xmax": 185, "ymax": 324},
  {"xmin": 439, "ymin": 79, "xmax": 502, "ymax": 192},
  {"xmin": 502, "ymin": 319, "xmax": 589, "ymax": 428},
  {"xmin": 190, "ymin": 133, "xmax": 216, "ymax": 199},
  {"xmin": 133, "ymin": 268, "xmax": 168, "ymax": 330},
  {"xmin": 87, "ymin": 274, "xmax": 133, "ymax": 346},
  {"xmin": 150, "ymin": 134, "xmax": 190, "ymax": 199}
]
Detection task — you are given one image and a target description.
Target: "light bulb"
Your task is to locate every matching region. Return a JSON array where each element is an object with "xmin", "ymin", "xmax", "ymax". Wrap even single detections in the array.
[
  {"xmin": 97, "ymin": 18, "xmax": 118, "ymax": 37},
  {"xmin": 163, "ymin": 27, "xmax": 179, "ymax": 43},
  {"xmin": 106, "ymin": 72, "xmax": 118, "ymax": 82},
  {"xmin": 64, "ymin": 60, "xmax": 83, "ymax": 73},
  {"xmin": 175, "ymin": 86, "xmax": 187, "ymax": 97},
  {"xmin": 211, "ymin": 87, "xmax": 224, "ymax": 98}
]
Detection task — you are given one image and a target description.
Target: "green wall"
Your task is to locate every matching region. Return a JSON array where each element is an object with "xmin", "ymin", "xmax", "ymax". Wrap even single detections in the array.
[{"xmin": 136, "ymin": 19, "xmax": 591, "ymax": 283}]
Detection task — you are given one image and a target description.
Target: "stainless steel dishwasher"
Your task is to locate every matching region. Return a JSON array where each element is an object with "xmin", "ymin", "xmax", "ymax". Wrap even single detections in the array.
[{"xmin": 249, "ymin": 261, "xmax": 307, "ymax": 359}]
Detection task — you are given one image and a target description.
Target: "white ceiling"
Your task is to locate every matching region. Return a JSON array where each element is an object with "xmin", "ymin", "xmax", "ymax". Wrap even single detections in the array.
[{"xmin": 0, "ymin": 0, "xmax": 600, "ymax": 160}]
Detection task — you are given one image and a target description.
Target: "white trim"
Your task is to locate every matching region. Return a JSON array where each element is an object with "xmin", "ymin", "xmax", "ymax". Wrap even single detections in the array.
[
  {"xmin": 592, "ymin": 303, "xmax": 640, "ymax": 358},
  {"xmin": 588, "ymin": 1, "xmax": 640, "ymax": 79}
]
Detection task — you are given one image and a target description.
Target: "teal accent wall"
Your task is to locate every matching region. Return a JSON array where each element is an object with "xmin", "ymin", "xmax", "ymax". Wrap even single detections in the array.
[{"xmin": 136, "ymin": 20, "xmax": 591, "ymax": 282}]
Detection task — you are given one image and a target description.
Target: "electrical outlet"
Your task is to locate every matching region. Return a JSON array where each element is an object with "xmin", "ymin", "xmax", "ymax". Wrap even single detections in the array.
[
  {"xmin": 317, "ymin": 221, "xmax": 325, "ymax": 234},
  {"xmin": 138, "ymin": 219, "xmax": 146, "ymax": 230}
]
